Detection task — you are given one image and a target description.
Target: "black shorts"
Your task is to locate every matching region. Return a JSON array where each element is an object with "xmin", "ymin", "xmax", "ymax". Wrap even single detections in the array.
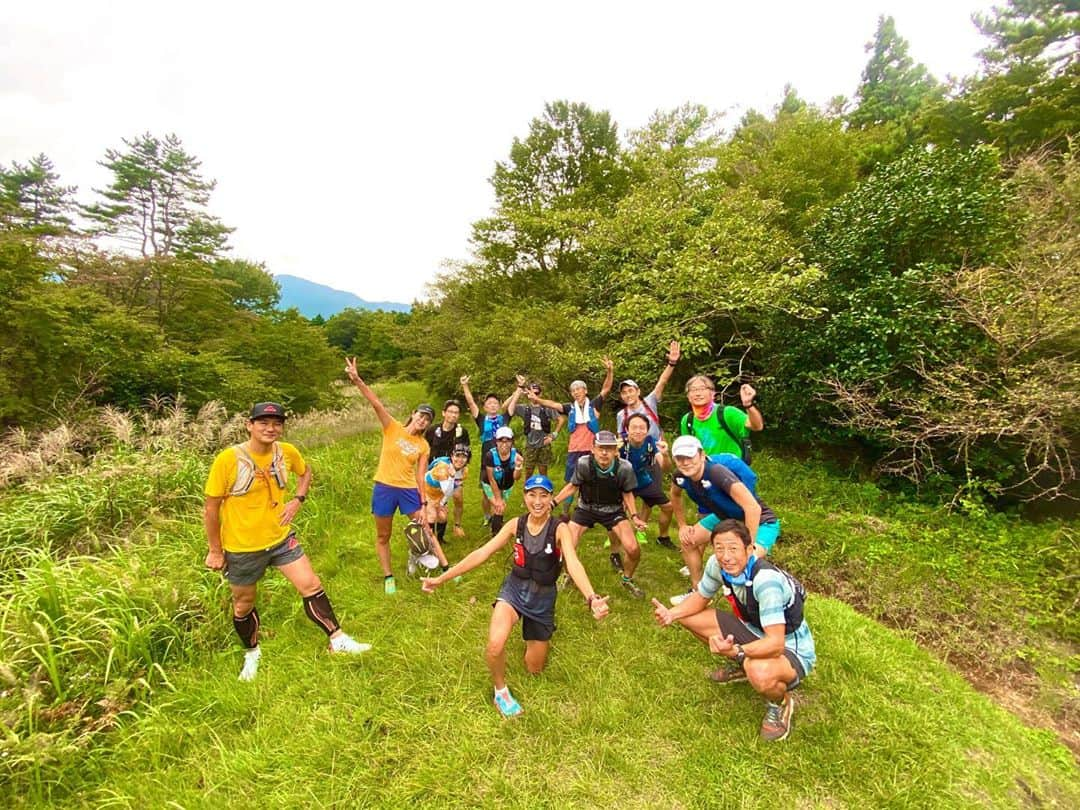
[
  {"xmin": 632, "ymin": 478, "xmax": 670, "ymax": 507},
  {"xmin": 716, "ymin": 610, "xmax": 806, "ymax": 690},
  {"xmin": 570, "ymin": 506, "xmax": 626, "ymax": 531},
  {"xmin": 495, "ymin": 575, "xmax": 557, "ymax": 641}
]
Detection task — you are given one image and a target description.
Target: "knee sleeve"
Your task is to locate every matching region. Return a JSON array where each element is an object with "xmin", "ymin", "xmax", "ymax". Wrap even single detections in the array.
[
  {"xmin": 232, "ymin": 607, "xmax": 260, "ymax": 649},
  {"xmin": 302, "ymin": 590, "xmax": 341, "ymax": 637},
  {"xmin": 489, "ymin": 514, "xmax": 504, "ymax": 536},
  {"xmin": 435, "ymin": 521, "xmax": 447, "ymax": 541}
]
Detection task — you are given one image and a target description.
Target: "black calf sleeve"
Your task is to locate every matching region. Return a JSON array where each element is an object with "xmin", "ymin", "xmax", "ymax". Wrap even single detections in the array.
[
  {"xmin": 490, "ymin": 514, "xmax": 504, "ymax": 536},
  {"xmin": 435, "ymin": 521, "xmax": 447, "ymax": 541},
  {"xmin": 232, "ymin": 607, "xmax": 260, "ymax": 649},
  {"xmin": 303, "ymin": 590, "xmax": 341, "ymax": 637}
]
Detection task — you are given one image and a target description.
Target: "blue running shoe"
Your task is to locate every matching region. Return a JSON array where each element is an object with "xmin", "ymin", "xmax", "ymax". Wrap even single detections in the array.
[{"xmin": 493, "ymin": 688, "xmax": 523, "ymax": 718}]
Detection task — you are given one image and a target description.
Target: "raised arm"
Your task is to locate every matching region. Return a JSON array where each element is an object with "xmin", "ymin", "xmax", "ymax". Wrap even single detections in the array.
[
  {"xmin": 346, "ymin": 358, "xmax": 392, "ymax": 428},
  {"xmin": 506, "ymin": 374, "xmax": 527, "ymax": 416},
  {"xmin": 741, "ymin": 383, "xmax": 764, "ymax": 431},
  {"xmin": 651, "ymin": 340, "xmax": 681, "ymax": 402},
  {"xmin": 526, "ymin": 389, "xmax": 565, "ymax": 413},
  {"xmin": 599, "ymin": 356, "xmax": 615, "ymax": 399},
  {"xmin": 460, "ymin": 375, "xmax": 480, "ymax": 418}
]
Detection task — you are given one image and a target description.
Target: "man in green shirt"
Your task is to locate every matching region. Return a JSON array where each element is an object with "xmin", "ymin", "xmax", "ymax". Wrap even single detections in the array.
[{"xmin": 678, "ymin": 375, "xmax": 763, "ymax": 462}]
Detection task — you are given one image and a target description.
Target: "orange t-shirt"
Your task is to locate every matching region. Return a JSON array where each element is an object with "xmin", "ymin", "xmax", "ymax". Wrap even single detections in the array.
[{"xmin": 375, "ymin": 419, "xmax": 429, "ymax": 489}]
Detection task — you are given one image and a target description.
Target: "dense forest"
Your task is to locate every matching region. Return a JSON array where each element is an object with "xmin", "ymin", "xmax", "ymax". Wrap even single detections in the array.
[{"xmin": 2, "ymin": 2, "xmax": 1077, "ymax": 503}]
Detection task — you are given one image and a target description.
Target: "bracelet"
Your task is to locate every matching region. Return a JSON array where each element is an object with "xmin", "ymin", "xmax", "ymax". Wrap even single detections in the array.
[
  {"xmin": 667, "ymin": 360, "xmax": 677, "ymax": 366},
  {"xmin": 586, "ymin": 594, "xmax": 597, "ymax": 606},
  {"xmin": 296, "ymin": 494, "xmax": 306, "ymax": 503}
]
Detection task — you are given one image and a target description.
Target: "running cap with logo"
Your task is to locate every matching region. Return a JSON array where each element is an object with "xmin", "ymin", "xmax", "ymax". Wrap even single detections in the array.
[
  {"xmin": 619, "ymin": 379, "xmax": 640, "ymax": 390},
  {"xmin": 523, "ymin": 474, "xmax": 554, "ymax": 492},
  {"xmin": 495, "ymin": 426, "xmax": 514, "ymax": 440},
  {"xmin": 250, "ymin": 402, "xmax": 286, "ymax": 420},
  {"xmin": 594, "ymin": 430, "xmax": 619, "ymax": 447},
  {"xmin": 671, "ymin": 435, "xmax": 704, "ymax": 457},
  {"xmin": 415, "ymin": 403, "xmax": 436, "ymax": 419}
]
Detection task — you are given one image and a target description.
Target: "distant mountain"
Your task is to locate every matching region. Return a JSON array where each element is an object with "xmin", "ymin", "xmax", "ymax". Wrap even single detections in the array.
[{"xmin": 274, "ymin": 274, "xmax": 410, "ymax": 318}]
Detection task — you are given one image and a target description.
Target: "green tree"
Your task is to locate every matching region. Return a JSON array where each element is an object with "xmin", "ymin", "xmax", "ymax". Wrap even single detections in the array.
[
  {"xmin": 472, "ymin": 101, "xmax": 628, "ymax": 278},
  {"xmin": 0, "ymin": 154, "xmax": 77, "ymax": 235},
  {"xmin": 211, "ymin": 258, "xmax": 281, "ymax": 313},
  {"xmin": 84, "ymin": 133, "xmax": 233, "ymax": 259},
  {"xmin": 923, "ymin": 1, "xmax": 1079, "ymax": 152}
]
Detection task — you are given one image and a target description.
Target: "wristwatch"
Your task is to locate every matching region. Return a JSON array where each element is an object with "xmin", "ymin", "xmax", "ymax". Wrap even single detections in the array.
[
  {"xmin": 296, "ymin": 494, "xmax": 306, "ymax": 503},
  {"xmin": 734, "ymin": 644, "xmax": 746, "ymax": 665}
]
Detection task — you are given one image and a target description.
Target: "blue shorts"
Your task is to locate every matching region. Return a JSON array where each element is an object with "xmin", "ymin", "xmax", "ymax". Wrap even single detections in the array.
[
  {"xmin": 564, "ymin": 451, "xmax": 590, "ymax": 486},
  {"xmin": 698, "ymin": 516, "xmax": 781, "ymax": 553},
  {"xmin": 372, "ymin": 482, "xmax": 421, "ymax": 517}
]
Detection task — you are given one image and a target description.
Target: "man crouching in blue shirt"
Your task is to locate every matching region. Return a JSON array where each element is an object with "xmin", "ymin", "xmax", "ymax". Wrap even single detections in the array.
[{"xmin": 652, "ymin": 518, "xmax": 815, "ymax": 741}]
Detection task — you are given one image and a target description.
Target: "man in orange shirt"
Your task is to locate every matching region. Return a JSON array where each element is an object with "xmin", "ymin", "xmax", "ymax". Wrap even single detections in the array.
[{"xmin": 204, "ymin": 402, "xmax": 370, "ymax": 682}]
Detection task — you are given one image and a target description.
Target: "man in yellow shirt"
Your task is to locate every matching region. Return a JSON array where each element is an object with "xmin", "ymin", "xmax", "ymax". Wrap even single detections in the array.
[{"xmin": 204, "ymin": 402, "xmax": 371, "ymax": 681}]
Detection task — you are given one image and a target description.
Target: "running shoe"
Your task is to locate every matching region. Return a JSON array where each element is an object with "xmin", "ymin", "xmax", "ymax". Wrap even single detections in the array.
[
  {"xmin": 656, "ymin": 535, "xmax": 677, "ymax": 550},
  {"xmin": 760, "ymin": 696, "xmax": 794, "ymax": 742},
  {"xmin": 669, "ymin": 590, "xmax": 694, "ymax": 606},
  {"xmin": 609, "ymin": 552, "xmax": 624, "ymax": 572},
  {"xmin": 384, "ymin": 576, "xmax": 397, "ymax": 595},
  {"xmin": 493, "ymin": 688, "xmax": 524, "ymax": 718},
  {"xmin": 620, "ymin": 576, "xmax": 644, "ymax": 599},
  {"xmin": 708, "ymin": 665, "xmax": 748, "ymax": 685},
  {"xmin": 329, "ymin": 633, "xmax": 372, "ymax": 655},
  {"xmin": 238, "ymin": 647, "xmax": 261, "ymax": 682}
]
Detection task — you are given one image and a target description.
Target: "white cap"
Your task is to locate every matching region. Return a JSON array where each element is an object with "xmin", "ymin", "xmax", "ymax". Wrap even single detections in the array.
[
  {"xmin": 495, "ymin": 426, "xmax": 514, "ymax": 440},
  {"xmin": 671, "ymin": 435, "xmax": 703, "ymax": 458}
]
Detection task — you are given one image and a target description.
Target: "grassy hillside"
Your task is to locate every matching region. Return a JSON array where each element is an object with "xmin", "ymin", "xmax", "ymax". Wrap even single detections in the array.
[{"xmin": 1, "ymin": 383, "xmax": 1076, "ymax": 808}]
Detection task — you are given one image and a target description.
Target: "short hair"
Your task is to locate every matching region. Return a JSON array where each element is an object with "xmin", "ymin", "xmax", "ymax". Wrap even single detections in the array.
[
  {"xmin": 483, "ymin": 392, "xmax": 500, "ymax": 403},
  {"xmin": 626, "ymin": 413, "xmax": 651, "ymax": 429},
  {"xmin": 569, "ymin": 380, "xmax": 587, "ymax": 391},
  {"xmin": 442, "ymin": 399, "xmax": 461, "ymax": 411},
  {"xmin": 711, "ymin": 519, "xmax": 752, "ymax": 547},
  {"xmin": 685, "ymin": 374, "xmax": 715, "ymax": 393}
]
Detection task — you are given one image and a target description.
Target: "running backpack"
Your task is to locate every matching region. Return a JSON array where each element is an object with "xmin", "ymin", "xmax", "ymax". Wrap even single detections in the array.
[{"xmin": 230, "ymin": 443, "xmax": 287, "ymax": 496}]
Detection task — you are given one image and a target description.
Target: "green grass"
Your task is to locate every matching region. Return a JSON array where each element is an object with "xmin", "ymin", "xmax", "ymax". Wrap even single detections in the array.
[{"xmin": 1, "ymin": 382, "xmax": 1077, "ymax": 807}]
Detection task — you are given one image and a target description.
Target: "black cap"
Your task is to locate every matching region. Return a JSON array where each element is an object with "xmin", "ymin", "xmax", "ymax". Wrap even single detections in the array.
[
  {"xmin": 415, "ymin": 403, "xmax": 436, "ymax": 419},
  {"xmin": 250, "ymin": 402, "xmax": 286, "ymax": 420}
]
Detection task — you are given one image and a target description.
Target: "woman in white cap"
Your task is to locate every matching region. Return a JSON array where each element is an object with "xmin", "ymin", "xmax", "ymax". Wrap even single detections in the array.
[{"xmin": 421, "ymin": 474, "xmax": 610, "ymax": 718}]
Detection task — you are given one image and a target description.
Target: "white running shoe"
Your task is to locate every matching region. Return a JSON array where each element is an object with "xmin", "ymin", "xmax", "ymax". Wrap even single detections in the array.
[
  {"xmin": 238, "ymin": 647, "xmax": 261, "ymax": 681},
  {"xmin": 669, "ymin": 590, "xmax": 694, "ymax": 606},
  {"xmin": 679, "ymin": 565, "xmax": 691, "ymax": 577},
  {"xmin": 329, "ymin": 633, "xmax": 372, "ymax": 655}
]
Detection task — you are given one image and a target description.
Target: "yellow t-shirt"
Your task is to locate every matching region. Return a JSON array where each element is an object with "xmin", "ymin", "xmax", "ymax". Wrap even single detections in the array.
[
  {"xmin": 204, "ymin": 441, "xmax": 307, "ymax": 553},
  {"xmin": 374, "ymin": 419, "xmax": 429, "ymax": 489}
]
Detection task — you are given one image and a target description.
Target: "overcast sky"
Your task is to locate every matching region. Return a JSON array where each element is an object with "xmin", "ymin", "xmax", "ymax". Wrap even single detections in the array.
[{"xmin": 1, "ymin": 1, "xmax": 995, "ymax": 304}]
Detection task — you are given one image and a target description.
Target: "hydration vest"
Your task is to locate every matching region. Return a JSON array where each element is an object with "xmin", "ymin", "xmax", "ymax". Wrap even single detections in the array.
[
  {"xmin": 578, "ymin": 457, "xmax": 625, "ymax": 507},
  {"xmin": 487, "ymin": 447, "xmax": 519, "ymax": 489},
  {"xmin": 620, "ymin": 436, "xmax": 658, "ymax": 487},
  {"xmin": 722, "ymin": 558, "xmax": 806, "ymax": 635},
  {"xmin": 567, "ymin": 400, "xmax": 599, "ymax": 434},
  {"xmin": 479, "ymin": 415, "xmax": 504, "ymax": 443},
  {"xmin": 511, "ymin": 516, "xmax": 562, "ymax": 586},
  {"xmin": 230, "ymin": 442, "xmax": 287, "ymax": 497},
  {"xmin": 674, "ymin": 454, "xmax": 757, "ymax": 519}
]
